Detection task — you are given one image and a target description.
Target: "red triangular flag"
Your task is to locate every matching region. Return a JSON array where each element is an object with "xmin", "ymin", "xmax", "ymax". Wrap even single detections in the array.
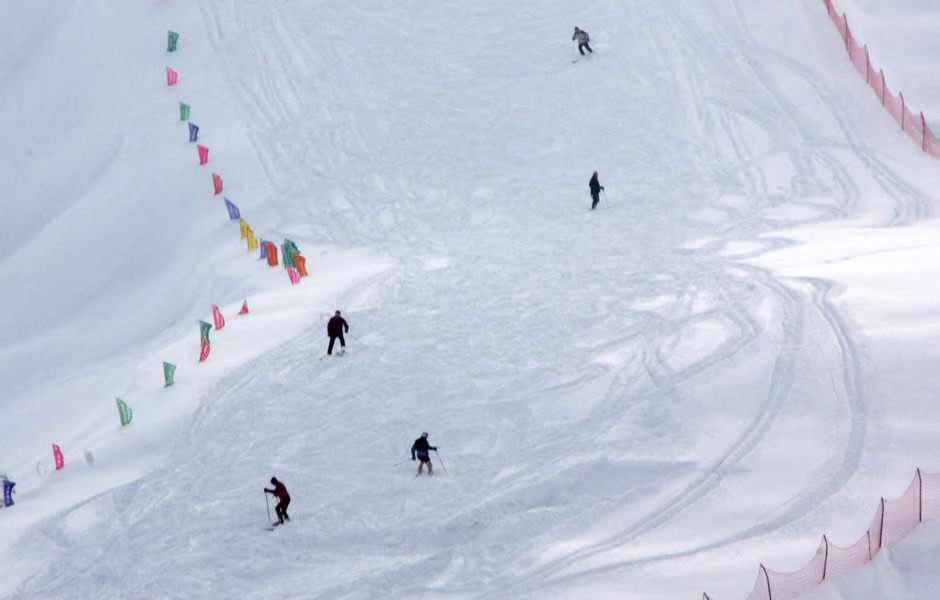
[
  {"xmin": 212, "ymin": 305, "xmax": 225, "ymax": 330},
  {"xmin": 53, "ymin": 444, "xmax": 65, "ymax": 470},
  {"xmin": 199, "ymin": 340, "xmax": 211, "ymax": 362},
  {"xmin": 238, "ymin": 300, "xmax": 249, "ymax": 315}
]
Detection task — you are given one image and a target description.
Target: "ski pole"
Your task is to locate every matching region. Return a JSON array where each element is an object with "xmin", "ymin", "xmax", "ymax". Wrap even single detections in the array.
[
  {"xmin": 392, "ymin": 458, "xmax": 411, "ymax": 467},
  {"xmin": 264, "ymin": 492, "xmax": 271, "ymax": 524},
  {"xmin": 434, "ymin": 450, "xmax": 448, "ymax": 475}
]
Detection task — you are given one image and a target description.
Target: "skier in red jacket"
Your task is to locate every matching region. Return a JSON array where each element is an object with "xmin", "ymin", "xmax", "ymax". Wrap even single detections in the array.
[
  {"xmin": 326, "ymin": 310, "xmax": 349, "ymax": 356},
  {"xmin": 264, "ymin": 477, "xmax": 291, "ymax": 525}
]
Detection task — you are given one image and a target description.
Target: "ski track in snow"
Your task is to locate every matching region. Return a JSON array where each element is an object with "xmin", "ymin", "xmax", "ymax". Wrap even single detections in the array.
[{"xmin": 4, "ymin": 0, "xmax": 938, "ymax": 598}]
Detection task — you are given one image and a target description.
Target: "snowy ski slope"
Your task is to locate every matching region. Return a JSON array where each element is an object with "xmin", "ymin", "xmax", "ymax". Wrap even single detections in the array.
[{"xmin": 3, "ymin": 0, "xmax": 940, "ymax": 598}]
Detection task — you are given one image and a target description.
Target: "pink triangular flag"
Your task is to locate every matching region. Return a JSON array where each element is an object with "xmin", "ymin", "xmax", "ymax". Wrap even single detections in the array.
[{"xmin": 212, "ymin": 305, "xmax": 226, "ymax": 330}]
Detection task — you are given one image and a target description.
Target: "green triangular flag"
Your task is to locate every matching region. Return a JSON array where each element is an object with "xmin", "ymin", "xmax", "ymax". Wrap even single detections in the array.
[
  {"xmin": 199, "ymin": 320, "xmax": 212, "ymax": 344},
  {"xmin": 116, "ymin": 398, "xmax": 133, "ymax": 426},
  {"xmin": 282, "ymin": 239, "xmax": 300, "ymax": 269},
  {"xmin": 163, "ymin": 362, "xmax": 177, "ymax": 387},
  {"xmin": 179, "ymin": 102, "xmax": 190, "ymax": 121},
  {"xmin": 281, "ymin": 242, "xmax": 292, "ymax": 269},
  {"xmin": 167, "ymin": 31, "xmax": 180, "ymax": 52}
]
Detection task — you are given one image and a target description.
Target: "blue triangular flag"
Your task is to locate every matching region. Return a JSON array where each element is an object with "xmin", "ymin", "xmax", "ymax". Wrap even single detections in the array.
[{"xmin": 224, "ymin": 198, "xmax": 240, "ymax": 220}]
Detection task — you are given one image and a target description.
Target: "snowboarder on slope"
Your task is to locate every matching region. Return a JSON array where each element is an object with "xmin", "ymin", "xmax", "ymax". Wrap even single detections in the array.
[
  {"xmin": 572, "ymin": 27, "xmax": 593, "ymax": 56},
  {"xmin": 589, "ymin": 171, "xmax": 605, "ymax": 210},
  {"xmin": 411, "ymin": 432, "xmax": 438, "ymax": 476},
  {"xmin": 327, "ymin": 310, "xmax": 349, "ymax": 356},
  {"xmin": 264, "ymin": 477, "xmax": 291, "ymax": 525}
]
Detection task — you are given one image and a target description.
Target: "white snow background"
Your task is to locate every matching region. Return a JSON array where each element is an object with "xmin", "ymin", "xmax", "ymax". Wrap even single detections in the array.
[{"xmin": 2, "ymin": 1, "xmax": 940, "ymax": 598}]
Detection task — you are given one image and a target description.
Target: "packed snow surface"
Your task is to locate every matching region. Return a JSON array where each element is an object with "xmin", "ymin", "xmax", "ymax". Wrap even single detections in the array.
[{"xmin": 3, "ymin": 1, "xmax": 940, "ymax": 598}]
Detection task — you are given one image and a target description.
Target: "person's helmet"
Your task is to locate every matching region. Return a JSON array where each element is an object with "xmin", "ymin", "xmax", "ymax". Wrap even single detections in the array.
[
  {"xmin": 335, "ymin": 310, "xmax": 341, "ymax": 316},
  {"xmin": 270, "ymin": 477, "xmax": 277, "ymax": 484},
  {"xmin": 421, "ymin": 432, "xmax": 429, "ymax": 438}
]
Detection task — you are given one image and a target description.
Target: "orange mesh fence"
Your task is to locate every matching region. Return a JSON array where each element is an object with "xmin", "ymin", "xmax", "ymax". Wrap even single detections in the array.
[
  {"xmin": 762, "ymin": 538, "xmax": 827, "ymax": 599},
  {"xmin": 881, "ymin": 471, "xmax": 921, "ymax": 547},
  {"xmin": 921, "ymin": 472, "xmax": 940, "ymax": 519},
  {"xmin": 823, "ymin": 0, "xmax": 939, "ymax": 157},
  {"xmin": 744, "ymin": 565, "xmax": 771, "ymax": 600},
  {"xmin": 711, "ymin": 469, "xmax": 938, "ymax": 599},
  {"xmin": 824, "ymin": 532, "xmax": 871, "ymax": 580}
]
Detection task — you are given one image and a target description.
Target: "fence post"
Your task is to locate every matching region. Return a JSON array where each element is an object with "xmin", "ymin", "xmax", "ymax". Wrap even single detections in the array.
[
  {"xmin": 866, "ymin": 529, "xmax": 872, "ymax": 560},
  {"xmin": 864, "ymin": 45, "xmax": 871, "ymax": 83},
  {"xmin": 880, "ymin": 71, "xmax": 887, "ymax": 105},
  {"xmin": 917, "ymin": 468, "xmax": 923, "ymax": 522},
  {"xmin": 877, "ymin": 497, "xmax": 886, "ymax": 553},
  {"xmin": 900, "ymin": 92, "xmax": 906, "ymax": 130},
  {"xmin": 760, "ymin": 564, "xmax": 772, "ymax": 600},
  {"xmin": 821, "ymin": 535, "xmax": 830, "ymax": 581},
  {"xmin": 842, "ymin": 14, "xmax": 850, "ymax": 52},
  {"xmin": 922, "ymin": 112, "xmax": 929, "ymax": 152}
]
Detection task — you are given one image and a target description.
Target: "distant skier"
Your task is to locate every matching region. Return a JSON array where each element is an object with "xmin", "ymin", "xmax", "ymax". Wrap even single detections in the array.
[
  {"xmin": 326, "ymin": 310, "xmax": 349, "ymax": 356},
  {"xmin": 411, "ymin": 432, "xmax": 438, "ymax": 476},
  {"xmin": 572, "ymin": 27, "xmax": 593, "ymax": 56},
  {"xmin": 2, "ymin": 477, "xmax": 14, "ymax": 508},
  {"xmin": 589, "ymin": 171, "xmax": 605, "ymax": 210},
  {"xmin": 264, "ymin": 477, "xmax": 291, "ymax": 525}
]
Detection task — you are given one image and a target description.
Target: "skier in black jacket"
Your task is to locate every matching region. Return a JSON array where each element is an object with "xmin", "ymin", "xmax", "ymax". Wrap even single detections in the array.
[
  {"xmin": 411, "ymin": 432, "xmax": 438, "ymax": 476},
  {"xmin": 326, "ymin": 310, "xmax": 349, "ymax": 355},
  {"xmin": 572, "ymin": 27, "xmax": 593, "ymax": 56},
  {"xmin": 589, "ymin": 171, "xmax": 605, "ymax": 210}
]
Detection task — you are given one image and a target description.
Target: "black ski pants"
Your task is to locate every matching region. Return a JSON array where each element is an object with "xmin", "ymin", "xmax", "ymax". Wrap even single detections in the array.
[
  {"xmin": 578, "ymin": 42, "xmax": 593, "ymax": 55},
  {"xmin": 591, "ymin": 190, "xmax": 601, "ymax": 210},
  {"xmin": 276, "ymin": 498, "xmax": 290, "ymax": 523},
  {"xmin": 328, "ymin": 333, "xmax": 346, "ymax": 355}
]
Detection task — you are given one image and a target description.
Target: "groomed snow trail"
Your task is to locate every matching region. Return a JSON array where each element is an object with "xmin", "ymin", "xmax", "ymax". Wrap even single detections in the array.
[{"xmin": 4, "ymin": 0, "xmax": 939, "ymax": 598}]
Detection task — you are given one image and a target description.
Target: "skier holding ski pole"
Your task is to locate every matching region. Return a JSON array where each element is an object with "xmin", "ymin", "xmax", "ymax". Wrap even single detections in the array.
[
  {"xmin": 264, "ymin": 477, "xmax": 291, "ymax": 526},
  {"xmin": 411, "ymin": 432, "xmax": 438, "ymax": 477}
]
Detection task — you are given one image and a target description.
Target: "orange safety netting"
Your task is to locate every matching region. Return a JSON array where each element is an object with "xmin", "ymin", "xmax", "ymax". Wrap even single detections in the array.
[
  {"xmin": 727, "ymin": 470, "xmax": 936, "ymax": 600},
  {"xmin": 823, "ymin": 0, "xmax": 940, "ymax": 157}
]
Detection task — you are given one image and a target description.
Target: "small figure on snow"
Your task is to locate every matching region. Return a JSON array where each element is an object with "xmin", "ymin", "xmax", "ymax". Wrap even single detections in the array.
[
  {"xmin": 589, "ymin": 171, "xmax": 605, "ymax": 210},
  {"xmin": 411, "ymin": 432, "xmax": 438, "ymax": 476},
  {"xmin": 327, "ymin": 310, "xmax": 350, "ymax": 356},
  {"xmin": 572, "ymin": 27, "xmax": 593, "ymax": 56},
  {"xmin": 264, "ymin": 477, "xmax": 291, "ymax": 525},
  {"xmin": 1, "ymin": 476, "xmax": 14, "ymax": 508}
]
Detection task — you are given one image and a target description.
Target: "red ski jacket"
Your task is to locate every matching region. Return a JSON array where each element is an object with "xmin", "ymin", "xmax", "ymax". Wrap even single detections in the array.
[{"xmin": 266, "ymin": 481, "xmax": 290, "ymax": 501}]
